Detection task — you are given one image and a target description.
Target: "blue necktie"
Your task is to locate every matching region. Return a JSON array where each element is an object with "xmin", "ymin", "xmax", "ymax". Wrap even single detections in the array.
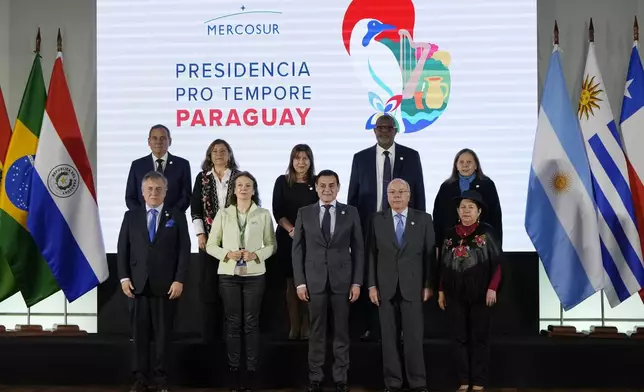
[
  {"xmin": 148, "ymin": 209, "xmax": 158, "ymax": 242},
  {"xmin": 395, "ymin": 213, "xmax": 404, "ymax": 245}
]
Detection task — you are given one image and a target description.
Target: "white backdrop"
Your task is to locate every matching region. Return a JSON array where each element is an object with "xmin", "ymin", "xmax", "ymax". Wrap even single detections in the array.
[{"xmin": 96, "ymin": 0, "xmax": 538, "ymax": 253}]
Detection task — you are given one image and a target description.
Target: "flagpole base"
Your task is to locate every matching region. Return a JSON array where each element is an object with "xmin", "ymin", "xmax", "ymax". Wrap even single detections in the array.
[
  {"xmin": 545, "ymin": 325, "xmax": 586, "ymax": 337},
  {"xmin": 14, "ymin": 324, "xmax": 49, "ymax": 336},
  {"xmin": 588, "ymin": 325, "xmax": 628, "ymax": 339},
  {"xmin": 52, "ymin": 324, "xmax": 87, "ymax": 336},
  {"xmin": 630, "ymin": 326, "xmax": 644, "ymax": 339}
]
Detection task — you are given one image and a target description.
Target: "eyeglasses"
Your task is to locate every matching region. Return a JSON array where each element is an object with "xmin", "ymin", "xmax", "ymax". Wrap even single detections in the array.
[{"xmin": 376, "ymin": 126, "xmax": 396, "ymax": 131}]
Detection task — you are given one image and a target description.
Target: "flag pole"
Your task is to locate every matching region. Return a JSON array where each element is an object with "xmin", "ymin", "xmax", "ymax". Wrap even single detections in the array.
[
  {"xmin": 589, "ymin": 18, "xmax": 594, "ymax": 43},
  {"xmin": 600, "ymin": 290, "xmax": 605, "ymax": 326},
  {"xmin": 26, "ymin": 27, "xmax": 39, "ymax": 329},
  {"xmin": 554, "ymin": 19, "xmax": 564, "ymax": 329}
]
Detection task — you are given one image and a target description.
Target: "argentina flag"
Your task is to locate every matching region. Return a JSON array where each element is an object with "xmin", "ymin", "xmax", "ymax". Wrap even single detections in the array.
[
  {"xmin": 526, "ymin": 45, "xmax": 604, "ymax": 311},
  {"xmin": 578, "ymin": 41, "xmax": 644, "ymax": 307}
]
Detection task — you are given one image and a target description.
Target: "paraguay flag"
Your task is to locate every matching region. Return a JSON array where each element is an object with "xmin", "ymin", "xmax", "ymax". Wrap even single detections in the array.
[{"xmin": 27, "ymin": 52, "xmax": 108, "ymax": 302}]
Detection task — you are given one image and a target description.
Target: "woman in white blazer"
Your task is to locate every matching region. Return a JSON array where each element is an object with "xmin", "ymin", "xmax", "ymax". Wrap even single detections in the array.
[{"xmin": 206, "ymin": 171, "xmax": 276, "ymax": 392}]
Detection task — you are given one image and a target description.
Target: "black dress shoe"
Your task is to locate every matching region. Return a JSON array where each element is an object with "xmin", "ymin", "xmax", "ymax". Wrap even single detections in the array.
[
  {"xmin": 335, "ymin": 382, "xmax": 349, "ymax": 392},
  {"xmin": 412, "ymin": 388, "xmax": 428, "ymax": 392},
  {"xmin": 245, "ymin": 370, "xmax": 258, "ymax": 392},
  {"xmin": 157, "ymin": 387, "xmax": 170, "ymax": 392},
  {"xmin": 308, "ymin": 381, "xmax": 322, "ymax": 392},
  {"xmin": 228, "ymin": 367, "xmax": 242, "ymax": 392},
  {"xmin": 128, "ymin": 380, "xmax": 147, "ymax": 392}
]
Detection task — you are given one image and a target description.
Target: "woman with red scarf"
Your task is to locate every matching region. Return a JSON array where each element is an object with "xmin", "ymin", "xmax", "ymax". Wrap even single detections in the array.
[{"xmin": 437, "ymin": 190, "xmax": 502, "ymax": 392}]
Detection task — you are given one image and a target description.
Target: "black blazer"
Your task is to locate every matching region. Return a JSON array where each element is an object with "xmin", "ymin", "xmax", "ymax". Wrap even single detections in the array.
[
  {"xmin": 432, "ymin": 176, "xmax": 502, "ymax": 247},
  {"xmin": 348, "ymin": 143, "xmax": 426, "ymax": 234},
  {"xmin": 367, "ymin": 208, "xmax": 435, "ymax": 301},
  {"xmin": 117, "ymin": 206, "xmax": 191, "ymax": 296},
  {"xmin": 292, "ymin": 202, "xmax": 365, "ymax": 294},
  {"xmin": 125, "ymin": 153, "xmax": 192, "ymax": 212}
]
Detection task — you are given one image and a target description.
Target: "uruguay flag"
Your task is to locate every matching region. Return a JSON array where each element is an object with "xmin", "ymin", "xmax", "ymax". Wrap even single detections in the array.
[
  {"xmin": 525, "ymin": 46, "xmax": 604, "ymax": 311},
  {"xmin": 578, "ymin": 42, "xmax": 644, "ymax": 307},
  {"xmin": 619, "ymin": 42, "xmax": 644, "ymax": 303},
  {"xmin": 27, "ymin": 52, "xmax": 108, "ymax": 302}
]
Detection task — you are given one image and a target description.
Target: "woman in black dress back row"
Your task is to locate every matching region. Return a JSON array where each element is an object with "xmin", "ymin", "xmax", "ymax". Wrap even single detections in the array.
[{"xmin": 271, "ymin": 144, "xmax": 319, "ymax": 340}]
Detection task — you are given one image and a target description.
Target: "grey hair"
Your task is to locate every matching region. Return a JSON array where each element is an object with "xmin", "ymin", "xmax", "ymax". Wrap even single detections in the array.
[
  {"xmin": 141, "ymin": 171, "xmax": 168, "ymax": 188},
  {"xmin": 387, "ymin": 178, "xmax": 410, "ymax": 192}
]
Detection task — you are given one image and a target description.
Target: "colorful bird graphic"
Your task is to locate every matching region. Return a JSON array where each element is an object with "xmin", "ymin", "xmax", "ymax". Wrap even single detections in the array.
[{"xmin": 342, "ymin": 0, "xmax": 451, "ymax": 133}]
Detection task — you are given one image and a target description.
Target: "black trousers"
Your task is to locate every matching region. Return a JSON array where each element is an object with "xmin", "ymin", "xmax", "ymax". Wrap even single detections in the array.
[
  {"xmin": 132, "ymin": 282, "xmax": 176, "ymax": 386},
  {"xmin": 308, "ymin": 288, "xmax": 350, "ymax": 384},
  {"xmin": 447, "ymin": 295, "xmax": 491, "ymax": 386},
  {"xmin": 200, "ymin": 250, "xmax": 223, "ymax": 343},
  {"xmin": 379, "ymin": 289, "xmax": 426, "ymax": 389},
  {"xmin": 219, "ymin": 274, "xmax": 265, "ymax": 370}
]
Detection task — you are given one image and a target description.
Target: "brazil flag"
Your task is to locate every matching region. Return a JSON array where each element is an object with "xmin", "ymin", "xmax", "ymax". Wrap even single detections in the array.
[{"xmin": 0, "ymin": 53, "xmax": 59, "ymax": 307}]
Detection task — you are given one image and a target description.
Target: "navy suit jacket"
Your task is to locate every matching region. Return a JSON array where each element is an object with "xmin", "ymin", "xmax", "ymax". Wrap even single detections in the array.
[
  {"xmin": 348, "ymin": 143, "xmax": 426, "ymax": 234},
  {"xmin": 125, "ymin": 153, "xmax": 192, "ymax": 212}
]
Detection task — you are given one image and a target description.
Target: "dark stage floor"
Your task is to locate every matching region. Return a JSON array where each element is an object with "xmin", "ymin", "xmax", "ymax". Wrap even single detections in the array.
[
  {"xmin": 1, "ymin": 388, "xmax": 643, "ymax": 392},
  {"xmin": 0, "ymin": 335, "xmax": 643, "ymax": 390}
]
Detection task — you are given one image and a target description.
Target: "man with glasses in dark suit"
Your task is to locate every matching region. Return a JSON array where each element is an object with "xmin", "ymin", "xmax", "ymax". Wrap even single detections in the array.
[{"xmin": 348, "ymin": 114, "xmax": 427, "ymax": 341}]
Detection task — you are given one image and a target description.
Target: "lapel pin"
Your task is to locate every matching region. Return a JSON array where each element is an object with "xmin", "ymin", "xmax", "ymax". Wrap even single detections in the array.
[
  {"xmin": 341, "ymin": 210, "xmax": 346, "ymax": 215},
  {"xmin": 309, "ymin": 186, "xmax": 313, "ymax": 191},
  {"xmin": 411, "ymin": 221, "xmax": 415, "ymax": 225},
  {"xmin": 169, "ymin": 161, "xmax": 173, "ymax": 165},
  {"xmin": 476, "ymin": 184, "xmax": 480, "ymax": 188},
  {"xmin": 400, "ymin": 156, "xmax": 403, "ymax": 160}
]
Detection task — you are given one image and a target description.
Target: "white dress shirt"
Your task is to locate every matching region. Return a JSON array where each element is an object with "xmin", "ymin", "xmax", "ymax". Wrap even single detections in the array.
[
  {"xmin": 121, "ymin": 203, "xmax": 164, "ymax": 283},
  {"xmin": 376, "ymin": 143, "xmax": 396, "ymax": 212},
  {"xmin": 151, "ymin": 152, "xmax": 169, "ymax": 172},
  {"xmin": 193, "ymin": 168, "xmax": 232, "ymax": 236},
  {"xmin": 319, "ymin": 200, "xmax": 337, "ymax": 236}
]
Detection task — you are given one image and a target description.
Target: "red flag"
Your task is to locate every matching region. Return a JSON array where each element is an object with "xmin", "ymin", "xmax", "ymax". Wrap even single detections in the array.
[{"xmin": 0, "ymin": 87, "xmax": 11, "ymax": 171}]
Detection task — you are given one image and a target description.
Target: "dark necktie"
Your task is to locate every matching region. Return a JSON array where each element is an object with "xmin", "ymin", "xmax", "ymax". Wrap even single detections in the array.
[
  {"xmin": 156, "ymin": 158, "xmax": 164, "ymax": 173},
  {"xmin": 382, "ymin": 151, "xmax": 392, "ymax": 211},
  {"xmin": 322, "ymin": 205, "xmax": 332, "ymax": 243}
]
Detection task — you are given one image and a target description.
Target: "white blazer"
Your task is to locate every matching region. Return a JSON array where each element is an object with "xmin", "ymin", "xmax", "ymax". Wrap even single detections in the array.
[{"xmin": 206, "ymin": 203, "xmax": 276, "ymax": 276}]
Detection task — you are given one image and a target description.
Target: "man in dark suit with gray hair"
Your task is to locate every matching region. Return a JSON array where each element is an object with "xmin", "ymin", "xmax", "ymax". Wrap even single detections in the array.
[
  {"xmin": 292, "ymin": 169, "xmax": 365, "ymax": 392},
  {"xmin": 118, "ymin": 171, "xmax": 190, "ymax": 392},
  {"xmin": 367, "ymin": 178, "xmax": 434, "ymax": 392}
]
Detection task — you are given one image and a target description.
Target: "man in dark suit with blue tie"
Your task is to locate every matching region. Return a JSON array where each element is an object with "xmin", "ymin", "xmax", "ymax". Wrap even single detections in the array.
[
  {"xmin": 125, "ymin": 124, "xmax": 192, "ymax": 212},
  {"xmin": 367, "ymin": 179, "xmax": 434, "ymax": 392},
  {"xmin": 347, "ymin": 114, "xmax": 427, "ymax": 340},
  {"xmin": 118, "ymin": 171, "xmax": 190, "ymax": 392},
  {"xmin": 124, "ymin": 124, "xmax": 192, "ymax": 338}
]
